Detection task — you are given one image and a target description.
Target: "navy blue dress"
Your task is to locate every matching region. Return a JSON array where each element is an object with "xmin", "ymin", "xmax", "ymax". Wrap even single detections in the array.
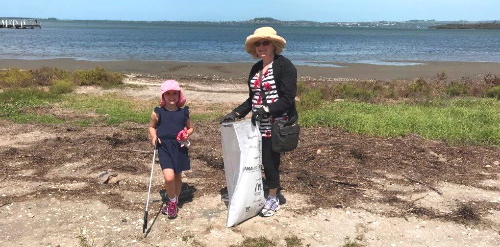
[{"xmin": 154, "ymin": 106, "xmax": 190, "ymax": 174}]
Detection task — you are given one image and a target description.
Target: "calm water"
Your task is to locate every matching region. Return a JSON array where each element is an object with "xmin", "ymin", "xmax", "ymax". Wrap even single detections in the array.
[{"xmin": 1, "ymin": 20, "xmax": 500, "ymax": 66}]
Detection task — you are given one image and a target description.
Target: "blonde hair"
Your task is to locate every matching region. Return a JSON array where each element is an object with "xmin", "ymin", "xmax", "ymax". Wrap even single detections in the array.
[{"xmin": 248, "ymin": 40, "xmax": 285, "ymax": 59}]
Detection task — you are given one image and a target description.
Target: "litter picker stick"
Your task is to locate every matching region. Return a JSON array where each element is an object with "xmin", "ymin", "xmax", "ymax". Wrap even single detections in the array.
[{"xmin": 143, "ymin": 139, "xmax": 158, "ymax": 233}]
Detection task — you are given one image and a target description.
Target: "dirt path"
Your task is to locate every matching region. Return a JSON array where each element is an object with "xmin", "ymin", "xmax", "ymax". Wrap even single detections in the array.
[{"xmin": 0, "ymin": 77, "xmax": 499, "ymax": 246}]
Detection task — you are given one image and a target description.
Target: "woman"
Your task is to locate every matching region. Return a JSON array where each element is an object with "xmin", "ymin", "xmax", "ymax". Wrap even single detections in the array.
[{"xmin": 220, "ymin": 26, "xmax": 297, "ymax": 217}]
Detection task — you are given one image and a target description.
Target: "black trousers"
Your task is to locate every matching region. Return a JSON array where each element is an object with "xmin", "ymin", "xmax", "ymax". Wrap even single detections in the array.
[{"xmin": 262, "ymin": 137, "xmax": 281, "ymax": 190}]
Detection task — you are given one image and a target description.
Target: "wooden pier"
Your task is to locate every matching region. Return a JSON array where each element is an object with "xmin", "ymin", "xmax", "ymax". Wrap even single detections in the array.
[{"xmin": 1, "ymin": 19, "xmax": 41, "ymax": 29}]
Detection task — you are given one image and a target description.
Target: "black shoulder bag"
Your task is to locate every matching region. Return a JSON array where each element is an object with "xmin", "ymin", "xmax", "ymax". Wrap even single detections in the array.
[{"xmin": 259, "ymin": 70, "xmax": 300, "ymax": 153}]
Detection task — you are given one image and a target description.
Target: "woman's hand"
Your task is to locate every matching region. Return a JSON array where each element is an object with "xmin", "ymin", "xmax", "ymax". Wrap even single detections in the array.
[
  {"xmin": 220, "ymin": 111, "xmax": 239, "ymax": 124},
  {"xmin": 251, "ymin": 106, "xmax": 270, "ymax": 126}
]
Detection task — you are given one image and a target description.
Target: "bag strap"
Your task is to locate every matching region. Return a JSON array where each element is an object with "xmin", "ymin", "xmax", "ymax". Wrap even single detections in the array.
[{"xmin": 285, "ymin": 107, "xmax": 298, "ymax": 126}]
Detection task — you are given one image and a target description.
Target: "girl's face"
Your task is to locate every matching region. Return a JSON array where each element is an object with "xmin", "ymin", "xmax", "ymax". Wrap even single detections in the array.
[
  {"xmin": 254, "ymin": 39, "xmax": 275, "ymax": 60},
  {"xmin": 163, "ymin": 90, "xmax": 179, "ymax": 106}
]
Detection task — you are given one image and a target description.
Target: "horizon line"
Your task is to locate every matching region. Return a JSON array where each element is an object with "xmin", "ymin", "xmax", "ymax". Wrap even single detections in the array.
[{"xmin": 1, "ymin": 17, "xmax": 499, "ymax": 23}]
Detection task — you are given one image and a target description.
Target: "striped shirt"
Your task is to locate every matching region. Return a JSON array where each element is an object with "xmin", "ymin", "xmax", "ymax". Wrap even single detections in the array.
[{"xmin": 250, "ymin": 63, "xmax": 288, "ymax": 137}]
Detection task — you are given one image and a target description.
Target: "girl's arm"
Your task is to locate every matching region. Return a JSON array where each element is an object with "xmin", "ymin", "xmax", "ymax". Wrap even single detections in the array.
[
  {"xmin": 148, "ymin": 111, "xmax": 159, "ymax": 147},
  {"xmin": 185, "ymin": 118, "xmax": 194, "ymax": 137}
]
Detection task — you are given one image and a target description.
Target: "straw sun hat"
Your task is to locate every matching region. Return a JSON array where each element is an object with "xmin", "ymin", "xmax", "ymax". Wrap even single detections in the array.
[{"xmin": 245, "ymin": 27, "xmax": 286, "ymax": 58}]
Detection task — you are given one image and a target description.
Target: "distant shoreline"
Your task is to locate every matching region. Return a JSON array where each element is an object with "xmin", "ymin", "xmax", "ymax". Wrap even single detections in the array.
[
  {"xmin": 430, "ymin": 22, "xmax": 500, "ymax": 29},
  {"xmin": 1, "ymin": 58, "xmax": 500, "ymax": 81},
  {"xmin": 3, "ymin": 17, "xmax": 499, "ymax": 29}
]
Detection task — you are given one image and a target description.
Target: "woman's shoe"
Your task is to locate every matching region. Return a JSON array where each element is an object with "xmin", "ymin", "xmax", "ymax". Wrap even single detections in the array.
[{"xmin": 260, "ymin": 197, "xmax": 280, "ymax": 217}]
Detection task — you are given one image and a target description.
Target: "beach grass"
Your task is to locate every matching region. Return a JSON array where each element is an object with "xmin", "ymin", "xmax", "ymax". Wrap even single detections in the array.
[
  {"xmin": 0, "ymin": 67, "xmax": 124, "ymax": 89},
  {"xmin": 229, "ymin": 236, "xmax": 275, "ymax": 247},
  {"xmin": 299, "ymin": 98, "xmax": 500, "ymax": 146},
  {"xmin": 63, "ymin": 93, "xmax": 153, "ymax": 125},
  {"xmin": 1, "ymin": 66, "xmax": 499, "ymax": 146},
  {"xmin": 0, "ymin": 88, "xmax": 64, "ymax": 124},
  {"xmin": 297, "ymin": 73, "xmax": 500, "ymax": 104},
  {"xmin": 1, "ymin": 87, "xmax": 498, "ymax": 146}
]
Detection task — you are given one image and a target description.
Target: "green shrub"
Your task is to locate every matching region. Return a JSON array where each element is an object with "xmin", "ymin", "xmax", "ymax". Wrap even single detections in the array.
[
  {"xmin": 446, "ymin": 83, "xmax": 468, "ymax": 96},
  {"xmin": 436, "ymin": 71, "xmax": 447, "ymax": 81},
  {"xmin": 337, "ymin": 83, "xmax": 375, "ymax": 102},
  {"xmin": 342, "ymin": 238, "xmax": 365, "ymax": 247},
  {"xmin": 298, "ymin": 88, "xmax": 323, "ymax": 110},
  {"xmin": 31, "ymin": 67, "xmax": 71, "ymax": 86},
  {"xmin": 72, "ymin": 67, "xmax": 124, "ymax": 87},
  {"xmin": 49, "ymin": 79, "xmax": 75, "ymax": 94},
  {"xmin": 230, "ymin": 236, "xmax": 275, "ymax": 247},
  {"xmin": 484, "ymin": 73, "xmax": 500, "ymax": 86},
  {"xmin": 284, "ymin": 235, "xmax": 304, "ymax": 247},
  {"xmin": 407, "ymin": 78, "xmax": 432, "ymax": 98},
  {"xmin": 0, "ymin": 69, "xmax": 35, "ymax": 88},
  {"xmin": 485, "ymin": 86, "xmax": 500, "ymax": 100}
]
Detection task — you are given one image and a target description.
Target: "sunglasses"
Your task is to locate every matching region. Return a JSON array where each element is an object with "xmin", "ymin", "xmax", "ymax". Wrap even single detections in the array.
[{"xmin": 254, "ymin": 40, "xmax": 271, "ymax": 47}]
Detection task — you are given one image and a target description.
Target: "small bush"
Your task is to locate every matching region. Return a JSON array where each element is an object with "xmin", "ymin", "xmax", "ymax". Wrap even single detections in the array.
[
  {"xmin": 342, "ymin": 239, "xmax": 364, "ymax": 247},
  {"xmin": 407, "ymin": 78, "xmax": 432, "ymax": 97},
  {"xmin": 0, "ymin": 67, "xmax": 124, "ymax": 89},
  {"xmin": 31, "ymin": 67, "xmax": 71, "ymax": 86},
  {"xmin": 452, "ymin": 204, "xmax": 481, "ymax": 223},
  {"xmin": 284, "ymin": 235, "xmax": 304, "ymax": 247},
  {"xmin": 337, "ymin": 83, "xmax": 375, "ymax": 102},
  {"xmin": 49, "ymin": 79, "xmax": 75, "ymax": 94},
  {"xmin": 446, "ymin": 83, "xmax": 468, "ymax": 96},
  {"xmin": 436, "ymin": 71, "xmax": 447, "ymax": 81},
  {"xmin": 297, "ymin": 88, "xmax": 323, "ymax": 111},
  {"xmin": 484, "ymin": 73, "xmax": 500, "ymax": 86},
  {"xmin": 230, "ymin": 236, "xmax": 275, "ymax": 247},
  {"xmin": 485, "ymin": 86, "xmax": 500, "ymax": 100},
  {"xmin": 0, "ymin": 69, "xmax": 35, "ymax": 88},
  {"xmin": 73, "ymin": 67, "xmax": 124, "ymax": 87}
]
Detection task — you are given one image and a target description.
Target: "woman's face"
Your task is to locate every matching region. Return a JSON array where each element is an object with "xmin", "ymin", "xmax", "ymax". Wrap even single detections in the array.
[
  {"xmin": 254, "ymin": 39, "xmax": 274, "ymax": 60},
  {"xmin": 163, "ymin": 90, "xmax": 179, "ymax": 105}
]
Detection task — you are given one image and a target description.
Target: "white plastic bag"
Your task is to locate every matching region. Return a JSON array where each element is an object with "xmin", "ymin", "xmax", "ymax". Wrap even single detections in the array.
[{"xmin": 221, "ymin": 119, "xmax": 265, "ymax": 227}]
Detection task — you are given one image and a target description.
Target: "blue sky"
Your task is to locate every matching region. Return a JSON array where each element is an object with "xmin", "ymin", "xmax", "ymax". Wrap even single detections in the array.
[{"xmin": 1, "ymin": 0, "xmax": 498, "ymax": 22}]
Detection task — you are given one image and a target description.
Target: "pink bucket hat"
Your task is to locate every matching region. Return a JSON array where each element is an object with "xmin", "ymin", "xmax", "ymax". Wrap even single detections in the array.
[{"xmin": 160, "ymin": 80, "xmax": 186, "ymax": 107}]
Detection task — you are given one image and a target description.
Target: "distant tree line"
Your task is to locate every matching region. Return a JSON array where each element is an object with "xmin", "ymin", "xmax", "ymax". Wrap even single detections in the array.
[{"xmin": 430, "ymin": 22, "xmax": 500, "ymax": 29}]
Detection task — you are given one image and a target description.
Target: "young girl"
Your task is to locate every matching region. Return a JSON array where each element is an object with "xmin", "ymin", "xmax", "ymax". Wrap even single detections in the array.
[{"xmin": 148, "ymin": 80, "xmax": 194, "ymax": 219}]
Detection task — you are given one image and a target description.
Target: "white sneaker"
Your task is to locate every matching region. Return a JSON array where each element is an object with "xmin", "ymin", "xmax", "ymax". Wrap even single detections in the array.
[{"xmin": 261, "ymin": 197, "xmax": 280, "ymax": 217}]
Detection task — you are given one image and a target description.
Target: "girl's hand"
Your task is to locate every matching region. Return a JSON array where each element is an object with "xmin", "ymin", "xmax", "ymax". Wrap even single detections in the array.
[
  {"xmin": 176, "ymin": 127, "xmax": 189, "ymax": 141},
  {"xmin": 177, "ymin": 128, "xmax": 190, "ymax": 147},
  {"xmin": 152, "ymin": 137, "xmax": 161, "ymax": 148}
]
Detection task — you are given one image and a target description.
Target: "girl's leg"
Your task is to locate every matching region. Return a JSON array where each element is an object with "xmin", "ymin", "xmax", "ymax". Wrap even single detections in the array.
[
  {"xmin": 174, "ymin": 172, "xmax": 183, "ymax": 199},
  {"xmin": 162, "ymin": 168, "xmax": 176, "ymax": 200},
  {"xmin": 162, "ymin": 168, "xmax": 179, "ymax": 218}
]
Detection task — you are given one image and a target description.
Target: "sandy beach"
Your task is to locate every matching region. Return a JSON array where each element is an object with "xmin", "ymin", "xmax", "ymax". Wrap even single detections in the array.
[{"xmin": 1, "ymin": 58, "xmax": 499, "ymax": 81}]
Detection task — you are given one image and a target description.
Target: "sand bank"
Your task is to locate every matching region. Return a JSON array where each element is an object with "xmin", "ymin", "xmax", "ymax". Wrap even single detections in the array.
[{"xmin": 1, "ymin": 58, "xmax": 499, "ymax": 81}]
